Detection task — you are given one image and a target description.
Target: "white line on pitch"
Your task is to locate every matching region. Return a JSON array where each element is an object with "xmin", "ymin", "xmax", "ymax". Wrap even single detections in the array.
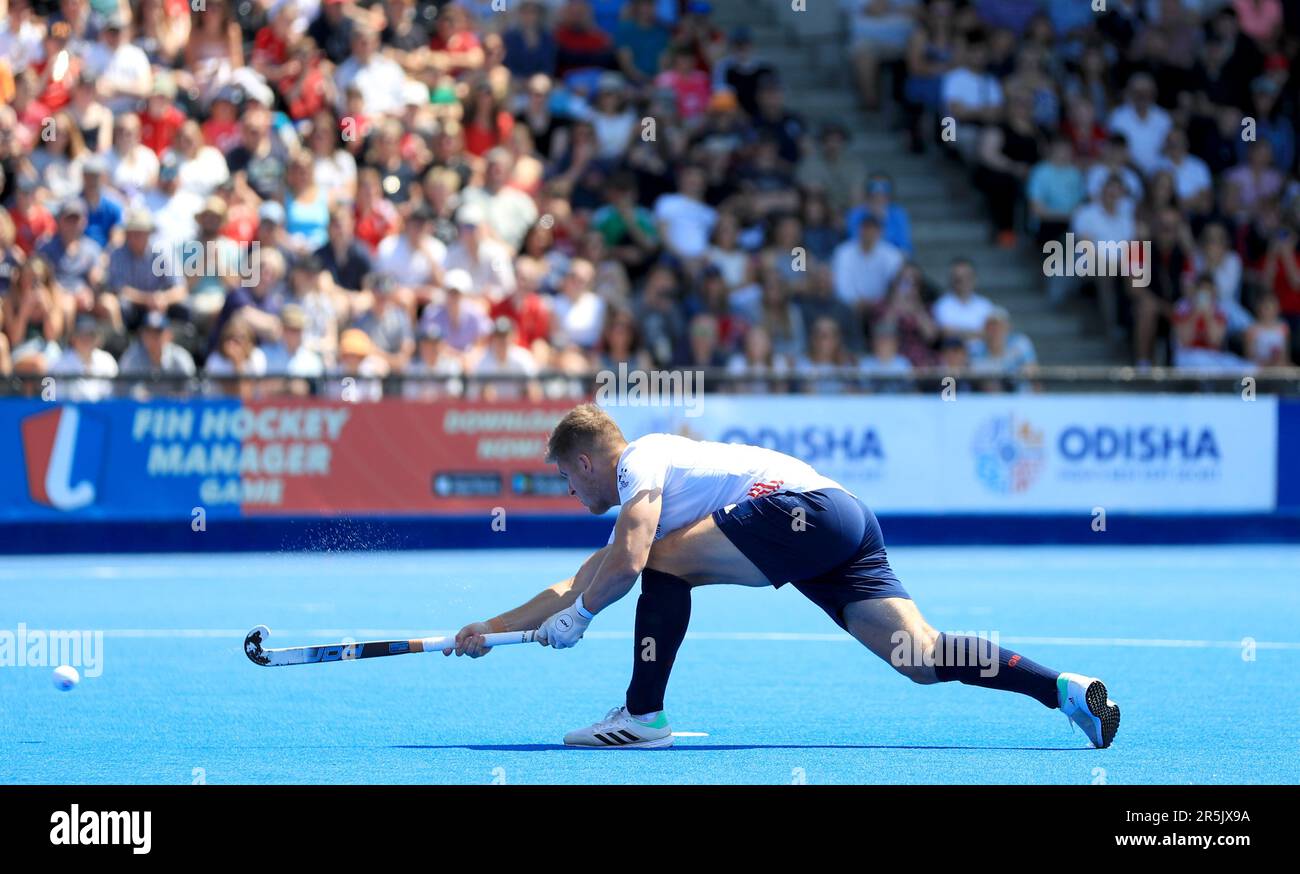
[{"xmin": 93, "ymin": 629, "xmax": 1300, "ymax": 650}]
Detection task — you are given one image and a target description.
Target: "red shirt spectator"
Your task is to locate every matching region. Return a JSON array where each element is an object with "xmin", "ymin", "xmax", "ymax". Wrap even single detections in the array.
[
  {"xmin": 9, "ymin": 200, "xmax": 56, "ymax": 256},
  {"xmin": 490, "ymin": 293, "xmax": 551, "ymax": 350},
  {"xmin": 138, "ymin": 102, "xmax": 187, "ymax": 156}
]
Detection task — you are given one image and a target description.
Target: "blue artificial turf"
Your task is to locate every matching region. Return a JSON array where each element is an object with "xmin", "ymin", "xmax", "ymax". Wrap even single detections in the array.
[{"xmin": 2, "ymin": 546, "xmax": 1296, "ymax": 784}]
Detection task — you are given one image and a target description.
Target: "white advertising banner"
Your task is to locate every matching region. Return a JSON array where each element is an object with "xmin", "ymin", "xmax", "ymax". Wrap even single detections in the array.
[{"xmin": 603, "ymin": 395, "xmax": 1278, "ymax": 513}]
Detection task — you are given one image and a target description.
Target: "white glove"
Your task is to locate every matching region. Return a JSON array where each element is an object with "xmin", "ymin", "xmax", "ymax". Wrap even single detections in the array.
[{"xmin": 537, "ymin": 595, "xmax": 595, "ymax": 649}]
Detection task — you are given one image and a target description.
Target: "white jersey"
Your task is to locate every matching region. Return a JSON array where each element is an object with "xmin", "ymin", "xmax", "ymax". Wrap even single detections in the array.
[{"xmin": 607, "ymin": 433, "xmax": 846, "ymax": 544}]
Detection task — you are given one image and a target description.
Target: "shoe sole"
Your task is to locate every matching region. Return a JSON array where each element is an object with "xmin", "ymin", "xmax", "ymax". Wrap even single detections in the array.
[
  {"xmin": 564, "ymin": 735, "xmax": 675, "ymax": 750},
  {"xmin": 1085, "ymin": 680, "xmax": 1121, "ymax": 749}
]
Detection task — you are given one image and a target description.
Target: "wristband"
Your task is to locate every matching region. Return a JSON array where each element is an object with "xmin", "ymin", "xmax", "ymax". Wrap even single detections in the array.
[{"xmin": 574, "ymin": 594, "xmax": 595, "ymax": 620}]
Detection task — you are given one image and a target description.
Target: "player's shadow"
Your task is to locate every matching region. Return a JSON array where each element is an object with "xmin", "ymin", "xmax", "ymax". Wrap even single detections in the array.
[{"xmin": 394, "ymin": 743, "xmax": 1085, "ymax": 752}]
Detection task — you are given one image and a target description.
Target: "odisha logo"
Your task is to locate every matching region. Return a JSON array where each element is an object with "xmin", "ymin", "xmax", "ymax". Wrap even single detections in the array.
[{"xmin": 973, "ymin": 414, "xmax": 1046, "ymax": 494}]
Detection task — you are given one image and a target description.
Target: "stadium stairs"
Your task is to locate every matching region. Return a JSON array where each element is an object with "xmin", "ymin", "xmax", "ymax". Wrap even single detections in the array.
[{"xmin": 724, "ymin": 0, "xmax": 1126, "ymax": 366}]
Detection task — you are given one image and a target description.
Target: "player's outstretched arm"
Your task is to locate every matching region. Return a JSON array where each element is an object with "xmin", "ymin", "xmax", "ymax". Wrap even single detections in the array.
[
  {"xmin": 536, "ymin": 488, "xmax": 661, "ymax": 649},
  {"xmin": 443, "ymin": 545, "xmax": 612, "ymax": 657}
]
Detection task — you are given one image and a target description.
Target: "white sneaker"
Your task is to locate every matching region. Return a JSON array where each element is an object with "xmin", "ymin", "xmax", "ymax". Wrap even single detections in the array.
[
  {"xmin": 563, "ymin": 706, "xmax": 674, "ymax": 749},
  {"xmin": 1057, "ymin": 673, "xmax": 1121, "ymax": 749}
]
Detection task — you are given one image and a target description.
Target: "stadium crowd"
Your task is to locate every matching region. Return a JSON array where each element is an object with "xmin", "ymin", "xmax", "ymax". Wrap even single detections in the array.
[
  {"xmin": 849, "ymin": 0, "xmax": 1300, "ymax": 369},
  {"xmin": 1, "ymin": 0, "xmax": 1298, "ymax": 403}
]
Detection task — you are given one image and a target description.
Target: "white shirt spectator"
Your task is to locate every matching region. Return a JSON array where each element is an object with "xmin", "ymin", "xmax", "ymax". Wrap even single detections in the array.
[
  {"xmin": 262, "ymin": 342, "xmax": 325, "ymax": 377},
  {"xmin": 1155, "ymin": 154, "xmax": 1213, "ymax": 202},
  {"xmin": 444, "ymin": 238, "xmax": 517, "ymax": 302},
  {"xmin": 1106, "ymin": 103, "xmax": 1173, "ymax": 176},
  {"xmin": 458, "ymin": 186, "xmax": 539, "ymax": 251},
  {"xmin": 552, "ymin": 291, "xmax": 607, "ymax": 349},
  {"xmin": 51, "ymin": 348, "xmax": 119, "ymax": 401},
  {"xmin": 0, "ymin": 16, "xmax": 46, "ymax": 71},
  {"xmin": 933, "ymin": 291, "xmax": 996, "ymax": 336},
  {"xmin": 1085, "ymin": 164, "xmax": 1144, "ymax": 202},
  {"xmin": 205, "ymin": 347, "xmax": 269, "ymax": 377},
  {"xmin": 654, "ymin": 193, "xmax": 718, "ymax": 260},
  {"xmin": 170, "ymin": 145, "xmax": 231, "ymax": 196},
  {"xmin": 472, "ymin": 344, "xmax": 539, "ymax": 399},
  {"xmin": 375, "ymin": 234, "xmax": 447, "ymax": 288},
  {"xmin": 84, "ymin": 39, "xmax": 152, "ymax": 115},
  {"xmin": 830, "ymin": 237, "xmax": 904, "ymax": 307},
  {"xmin": 107, "ymin": 145, "xmax": 160, "ymax": 202},
  {"xmin": 334, "ymin": 54, "xmax": 407, "ymax": 116},
  {"xmin": 941, "ymin": 66, "xmax": 1003, "ymax": 142},
  {"xmin": 1071, "ymin": 197, "xmax": 1137, "ymax": 244}
]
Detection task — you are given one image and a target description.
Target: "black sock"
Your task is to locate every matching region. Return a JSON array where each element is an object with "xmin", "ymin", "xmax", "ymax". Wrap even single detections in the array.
[
  {"xmin": 625, "ymin": 568, "xmax": 692, "ymax": 715},
  {"xmin": 933, "ymin": 633, "xmax": 1060, "ymax": 709}
]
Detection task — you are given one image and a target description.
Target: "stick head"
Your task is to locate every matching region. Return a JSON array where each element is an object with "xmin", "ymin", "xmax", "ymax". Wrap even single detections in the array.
[{"xmin": 244, "ymin": 625, "xmax": 272, "ymax": 665}]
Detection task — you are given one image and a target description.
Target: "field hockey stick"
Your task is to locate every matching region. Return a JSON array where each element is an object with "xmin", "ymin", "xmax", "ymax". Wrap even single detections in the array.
[{"xmin": 243, "ymin": 625, "xmax": 538, "ymax": 667}]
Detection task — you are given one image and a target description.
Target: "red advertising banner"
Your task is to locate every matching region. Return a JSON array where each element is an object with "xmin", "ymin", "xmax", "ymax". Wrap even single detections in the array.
[{"xmin": 239, "ymin": 399, "xmax": 581, "ymax": 515}]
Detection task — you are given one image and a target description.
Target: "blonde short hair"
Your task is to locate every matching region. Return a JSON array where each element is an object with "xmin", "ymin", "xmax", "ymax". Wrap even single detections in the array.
[{"xmin": 546, "ymin": 404, "xmax": 625, "ymax": 463}]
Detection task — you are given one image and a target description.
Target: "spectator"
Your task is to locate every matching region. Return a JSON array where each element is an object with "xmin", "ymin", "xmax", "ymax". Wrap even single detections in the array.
[
  {"xmin": 39, "ymin": 198, "xmax": 106, "ymax": 318},
  {"xmin": 726, "ymin": 323, "xmax": 791, "ymax": 393},
  {"xmin": 1225, "ymin": 140, "xmax": 1285, "ymax": 214},
  {"xmin": 847, "ymin": 0, "xmax": 919, "ymax": 112},
  {"xmin": 1085, "ymin": 134, "xmax": 1144, "ymax": 202},
  {"xmin": 489, "ymin": 255, "xmax": 553, "ymax": 359},
  {"xmin": 594, "ymin": 305, "xmax": 653, "ymax": 372},
  {"xmin": 1155, "ymin": 127, "xmax": 1213, "ymax": 215},
  {"xmin": 831, "ymin": 214, "xmax": 904, "ymax": 326},
  {"xmin": 653, "ymin": 164, "xmax": 716, "ymax": 267},
  {"xmin": 1070, "ymin": 174, "xmax": 1138, "ymax": 329},
  {"xmin": 933, "ymin": 258, "xmax": 996, "ymax": 341},
  {"xmin": 503, "ymin": 1, "xmax": 558, "ymax": 81},
  {"xmin": 795, "ymin": 316, "xmax": 855, "ymax": 394},
  {"xmin": 1171, "ymin": 273, "xmax": 1251, "ymax": 371},
  {"xmin": 334, "ymin": 24, "xmax": 406, "ymax": 117},
  {"xmin": 941, "ymin": 32, "xmax": 1004, "ymax": 154},
  {"xmin": 4, "ymin": 256, "xmax": 64, "ymax": 375},
  {"xmin": 326, "ymin": 326, "xmax": 387, "ymax": 401},
  {"xmin": 968, "ymin": 306, "xmax": 1037, "ymax": 388},
  {"xmin": 374, "ymin": 205, "xmax": 447, "ymax": 300},
  {"xmin": 554, "ymin": 0, "xmax": 616, "ymax": 80},
  {"xmin": 77, "ymin": 156, "xmax": 122, "ymax": 250},
  {"xmin": 551, "ymin": 257, "xmax": 606, "ymax": 350},
  {"xmin": 105, "ymin": 113, "xmax": 159, "ymax": 200},
  {"xmin": 459, "ymin": 148, "xmax": 539, "ymax": 251},
  {"xmin": 858, "ymin": 321, "xmax": 914, "ymax": 392},
  {"xmin": 404, "ymin": 324, "xmax": 465, "ymax": 401},
  {"xmin": 353, "ymin": 270, "xmax": 416, "ymax": 373},
  {"xmin": 1106, "ymin": 73, "xmax": 1173, "ymax": 177},
  {"xmin": 713, "ymin": 27, "xmax": 774, "ymax": 119},
  {"xmin": 796, "ymin": 123, "xmax": 864, "ymax": 220},
  {"xmin": 878, "ymin": 263, "xmax": 940, "ymax": 365},
  {"xmin": 137, "ymin": 73, "xmax": 185, "ymax": 157},
  {"xmin": 108, "ymin": 207, "xmax": 188, "ymax": 332},
  {"xmin": 1261, "ymin": 221, "xmax": 1300, "ymax": 361},
  {"xmin": 975, "ymin": 88, "xmax": 1044, "ymax": 248},
  {"xmin": 1027, "ymin": 137, "xmax": 1086, "ymax": 254},
  {"xmin": 84, "ymin": 13, "xmax": 152, "ymax": 115},
  {"xmin": 119, "ymin": 310, "xmax": 197, "ymax": 381},
  {"xmin": 1244, "ymin": 292, "xmax": 1291, "ymax": 366},
  {"xmin": 1192, "ymin": 221, "xmax": 1251, "ymax": 334},
  {"xmin": 846, "ymin": 173, "xmax": 913, "ymax": 255},
  {"xmin": 316, "ymin": 206, "xmax": 372, "ymax": 293},
  {"xmin": 420, "ymin": 268, "xmax": 491, "ymax": 356},
  {"xmin": 205, "ymin": 319, "xmax": 268, "ymax": 398},
  {"xmin": 616, "ymin": 0, "xmax": 671, "ymax": 85},
  {"xmin": 655, "ymin": 44, "xmax": 712, "ymax": 124},
  {"xmin": 471, "ymin": 316, "xmax": 541, "ymax": 401},
  {"xmin": 50, "ymin": 312, "xmax": 117, "ymax": 400}
]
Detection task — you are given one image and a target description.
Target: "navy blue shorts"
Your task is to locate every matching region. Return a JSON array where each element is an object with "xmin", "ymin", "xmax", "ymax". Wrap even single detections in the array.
[{"xmin": 712, "ymin": 488, "xmax": 910, "ymax": 631}]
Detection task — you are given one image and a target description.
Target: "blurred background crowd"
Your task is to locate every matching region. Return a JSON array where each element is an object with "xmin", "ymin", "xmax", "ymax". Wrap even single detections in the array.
[{"xmin": 1, "ymin": 0, "xmax": 1298, "ymax": 401}]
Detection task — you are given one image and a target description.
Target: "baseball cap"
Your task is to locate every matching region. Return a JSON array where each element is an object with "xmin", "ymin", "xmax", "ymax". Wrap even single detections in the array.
[
  {"xmin": 59, "ymin": 198, "xmax": 88, "ymax": 218},
  {"xmin": 443, "ymin": 269, "xmax": 473, "ymax": 294},
  {"xmin": 82, "ymin": 154, "xmax": 108, "ymax": 176},
  {"xmin": 258, "ymin": 201, "xmax": 286, "ymax": 226},
  {"xmin": 338, "ymin": 328, "xmax": 373, "ymax": 357},
  {"xmin": 73, "ymin": 313, "xmax": 101, "ymax": 335},
  {"xmin": 124, "ymin": 208, "xmax": 156, "ymax": 232},
  {"xmin": 492, "ymin": 316, "xmax": 514, "ymax": 335}
]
